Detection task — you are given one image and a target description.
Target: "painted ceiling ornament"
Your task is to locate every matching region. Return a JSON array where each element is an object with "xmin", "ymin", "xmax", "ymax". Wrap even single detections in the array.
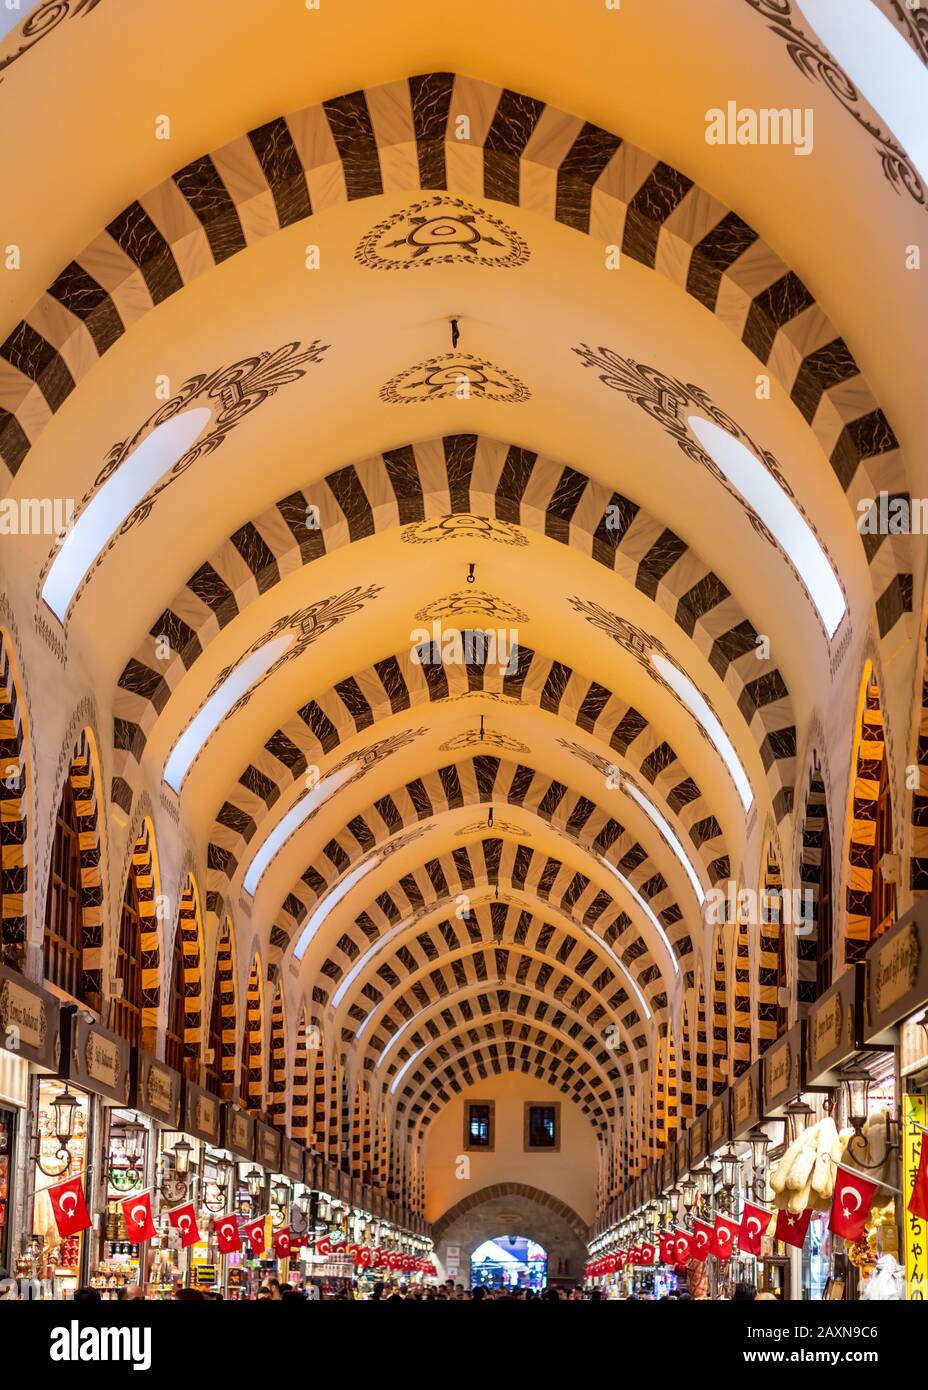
[
  {"xmin": 0, "ymin": 0, "xmax": 106, "ymax": 81},
  {"xmin": 438, "ymin": 728, "xmax": 529, "ymax": 753},
  {"xmin": 572, "ymin": 343, "xmax": 848, "ymax": 633},
  {"xmin": 401, "ymin": 515, "xmax": 528, "ymax": 547},
  {"xmin": 38, "ymin": 339, "xmax": 329, "ymax": 615},
  {"xmin": 743, "ymin": 0, "xmax": 926, "ymax": 208},
  {"xmin": 456, "ymin": 817, "xmax": 530, "ymax": 837},
  {"xmin": 414, "ymin": 590, "xmax": 529, "ymax": 623},
  {"xmin": 380, "ymin": 353, "xmax": 530, "ymax": 405},
  {"xmin": 354, "ymin": 194, "xmax": 530, "ymax": 270}
]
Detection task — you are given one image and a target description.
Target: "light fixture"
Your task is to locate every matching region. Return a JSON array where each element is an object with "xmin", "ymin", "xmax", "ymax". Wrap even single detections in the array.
[
  {"xmin": 668, "ymin": 1188, "xmax": 680, "ymax": 1216},
  {"xmin": 172, "ymin": 1138, "xmax": 193, "ymax": 1176},
  {"xmin": 681, "ymin": 1179, "xmax": 696, "ymax": 1212},
  {"xmin": 785, "ymin": 1096, "xmax": 815, "ymax": 1146},
  {"xmin": 841, "ymin": 1067, "xmax": 871, "ymax": 1135},
  {"xmin": 33, "ymin": 1086, "xmax": 80, "ymax": 1177},
  {"xmin": 747, "ymin": 1127, "xmax": 772, "ymax": 1172},
  {"xmin": 273, "ymin": 1179, "xmax": 290, "ymax": 1209},
  {"xmin": 246, "ymin": 1166, "xmax": 265, "ymax": 1199},
  {"xmin": 693, "ymin": 1163, "xmax": 713, "ymax": 1199},
  {"xmin": 719, "ymin": 1147, "xmax": 739, "ymax": 1192}
]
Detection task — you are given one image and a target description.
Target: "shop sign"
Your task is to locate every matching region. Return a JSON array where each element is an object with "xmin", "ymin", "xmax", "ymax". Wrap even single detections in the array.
[
  {"xmin": 223, "ymin": 1104, "xmax": 255, "ymax": 1160},
  {"xmin": 304, "ymin": 1150, "xmax": 321, "ymax": 1188},
  {"xmin": 675, "ymin": 1132, "xmax": 689, "ymax": 1180},
  {"xmin": 61, "ymin": 1012, "xmax": 130, "ymax": 1104},
  {"xmin": 732, "ymin": 1062, "xmax": 762, "ymax": 1139},
  {"xmin": 689, "ymin": 1110, "xmax": 709, "ymax": 1167},
  {"xmin": 806, "ymin": 966, "xmax": 861, "ymax": 1084},
  {"xmin": 182, "ymin": 1081, "xmax": 221, "ymax": 1145},
  {"xmin": 254, "ymin": 1122, "xmax": 281, "ymax": 1170},
  {"xmin": 0, "ymin": 964, "xmax": 60, "ymax": 1070},
  {"xmin": 903, "ymin": 1093, "xmax": 928, "ymax": 1300},
  {"xmin": 283, "ymin": 1138, "xmax": 304, "ymax": 1182},
  {"xmin": 865, "ymin": 900, "xmax": 928, "ymax": 1045},
  {"xmin": 763, "ymin": 1022, "xmax": 803, "ymax": 1114},
  {"xmin": 708, "ymin": 1093, "xmax": 730, "ymax": 1153},
  {"xmin": 660, "ymin": 1147, "xmax": 676, "ymax": 1193},
  {"xmin": 134, "ymin": 1052, "xmax": 181, "ymax": 1126}
]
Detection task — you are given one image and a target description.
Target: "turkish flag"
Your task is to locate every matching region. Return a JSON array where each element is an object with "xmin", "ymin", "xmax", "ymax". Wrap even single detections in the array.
[
  {"xmin": 673, "ymin": 1231, "xmax": 692, "ymax": 1266},
  {"xmin": 691, "ymin": 1220, "xmax": 714, "ymax": 1263},
  {"xmin": 830, "ymin": 1166, "xmax": 878, "ymax": 1241},
  {"xmin": 168, "ymin": 1202, "xmax": 200, "ymax": 1248},
  {"xmin": 357, "ymin": 1246, "xmax": 372, "ymax": 1268},
  {"xmin": 711, "ymin": 1216, "xmax": 739, "ymax": 1260},
  {"xmin": 739, "ymin": 1202, "xmax": 771, "ymax": 1257},
  {"xmin": 659, "ymin": 1233, "xmax": 675, "ymax": 1264},
  {"xmin": 638, "ymin": 1242, "xmax": 656, "ymax": 1265},
  {"xmin": 908, "ymin": 1136, "xmax": 928, "ymax": 1222},
  {"xmin": 316, "ymin": 1235, "xmax": 331, "ymax": 1256},
  {"xmin": 121, "ymin": 1190, "xmax": 156, "ymax": 1243},
  {"xmin": 274, "ymin": 1227, "xmax": 293, "ymax": 1260},
  {"xmin": 47, "ymin": 1174, "xmax": 91, "ymax": 1237},
  {"xmin": 775, "ymin": 1206, "xmax": 812, "ymax": 1249},
  {"xmin": 243, "ymin": 1216, "xmax": 266, "ymax": 1254},
  {"xmin": 215, "ymin": 1214, "xmax": 242, "ymax": 1254}
]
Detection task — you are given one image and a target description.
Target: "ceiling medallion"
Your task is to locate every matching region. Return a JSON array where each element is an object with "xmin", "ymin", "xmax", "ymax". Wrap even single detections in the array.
[
  {"xmin": 401, "ymin": 515, "xmax": 528, "ymax": 547},
  {"xmin": 354, "ymin": 194, "xmax": 530, "ymax": 270},
  {"xmin": 439, "ymin": 724, "xmax": 529, "ymax": 754},
  {"xmin": 456, "ymin": 818, "xmax": 529, "ymax": 837},
  {"xmin": 414, "ymin": 590, "xmax": 528, "ymax": 623},
  {"xmin": 380, "ymin": 353, "xmax": 530, "ymax": 406}
]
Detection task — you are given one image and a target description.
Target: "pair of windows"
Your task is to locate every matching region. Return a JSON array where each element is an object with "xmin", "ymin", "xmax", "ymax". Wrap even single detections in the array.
[{"xmin": 464, "ymin": 1102, "xmax": 560, "ymax": 1152}]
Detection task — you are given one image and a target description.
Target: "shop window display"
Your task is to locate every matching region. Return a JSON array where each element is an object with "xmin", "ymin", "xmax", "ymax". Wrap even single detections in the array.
[{"xmin": 30, "ymin": 1079, "xmax": 89, "ymax": 1298}]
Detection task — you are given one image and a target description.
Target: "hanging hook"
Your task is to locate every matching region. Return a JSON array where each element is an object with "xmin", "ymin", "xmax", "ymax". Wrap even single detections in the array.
[
  {"xmin": 466, "ymin": 563, "xmax": 476, "ymax": 586},
  {"xmin": 450, "ymin": 317, "xmax": 461, "ymax": 349}
]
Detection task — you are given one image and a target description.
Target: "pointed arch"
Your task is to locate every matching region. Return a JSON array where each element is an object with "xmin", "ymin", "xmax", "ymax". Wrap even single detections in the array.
[
  {"xmin": 0, "ymin": 628, "xmax": 29, "ymax": 970},
  {"xmin": 291, "ymin": 1009, "xmax": 310, "ymax": 1144},
  {"xmin": 110, "ymin": 816, "xmax": 161, "ymax": 1050},
  {"xmin": 43, "ymin": 727, "xmax": 105, "ymax": 1006},
  {"xmin": 733, "ymin": 910, "xmax": 752, "ymax": 1077},
  {"xmin": 311, "ymin": 1038, "xmax": 327, "ymax": 1155},
  {"xmin": 846, "ymin": 669, "xmax": 896, "ymax": 963},
  {"xmin": 679, "ymin": 994, "xmax": 694, "ymax": 1125},
  {"xmin": 267, "ymin": 982, "xmax": 287, "ymax": 1129},
  {"xmin": 239, "ymin": 955, "xmax": 265, "ymax": 1114},
  {"xmin": 797, "ymin": 752, "xmax": 834, "ymax": 1004},
  {"xmin": 206, "ymin": 916, "xmax": 236, "ymax": 1097},
  {"xmin": 694, "ymin": 976, "xmax": 709, "ymax": 1114},
  {"xmin": 165, "ymin": 873, "xmax": 204, "ymax": 1074},
  {"xmin": 758, "ymin": 844, "xmax": 786, "ymax": 1050},
  {"xmin": 711, "ymin": 928, "xmax": 728, "ymax": 1096}
]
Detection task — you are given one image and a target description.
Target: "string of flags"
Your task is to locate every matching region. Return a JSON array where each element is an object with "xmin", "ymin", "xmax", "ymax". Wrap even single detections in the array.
[
  {"xmin": 585, "ymin": 1141, "xmax": 928, "ymax": 1277},
  {"xmin": 42, "ymin": 1172, "xmax": 438, "ymax": 1273}
]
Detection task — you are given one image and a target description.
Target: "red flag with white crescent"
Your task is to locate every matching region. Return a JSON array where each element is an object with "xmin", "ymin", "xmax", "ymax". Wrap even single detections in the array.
[
  {"xmin": 659, "ymin": 1233, "xmax": 675, "ymax": 1264},
  {"xmin": 168, "ymin": 1201, "xmax": 200, "ymax": 1248},
  {"xmin": 638, "ymin": 1241, "xmax": 656, "ymax": 1266},
  {"xmin": 274, "ymin": 1227, "xmax": 293, "ymax": 1259},
  {"xmin": 215, "ymin": 1213, "xmax": 242, "ymax": 1254},
  {"xmin": 739, "ymin": 1201, "xmax": 771, "ymax": 1257},
  {"xmin": 710, "ymin": 1215, "xmax": 739, "ymax": 1260},
  {"xmin": 673, "ymin": 1231, "xmax": 692, "ymax": 1266},
  {"xmin": 909, "ymin": 1138, "xmax": 928, "ymax": 1222},
  {"xmin": 47, "ymin": 1174, "xmax": 91, "ymax": 1237},
  {"xmin": 121, "ymin": 1189, "xmax": 156, "ymax": 1243},
  {"xmin": 774, "ymin": 1206, "xmax": 812, "ymax": 1249},
  {"xmin": 243, "ymin": 1215, "xmax": 267, "ymax": 1254},
  {"xmin": 829, "ymin": 1166, "xmax": 878, "ymax": 1241},
  {"xmin": 690, "ymin": 1220, "xmax": 713, "ymax": 1262},
  {"xmin": 316, "ymin": 1234, "xmax": 331, "ymax": 1257}
]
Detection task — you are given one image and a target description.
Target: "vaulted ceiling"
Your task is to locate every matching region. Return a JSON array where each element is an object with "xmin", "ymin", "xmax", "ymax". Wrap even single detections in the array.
[{"xmin": 3, "ymin": 0, "xmax": 925, "ymax": 1145}]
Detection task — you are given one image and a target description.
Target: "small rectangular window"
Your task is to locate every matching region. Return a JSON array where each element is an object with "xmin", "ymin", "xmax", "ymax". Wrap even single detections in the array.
[
  {"xmin": 463, "ymin": 1101, "xmax": 494, "ymax": 1151},
  {"xmin": 524, "ymin": 1102, "xmax": 560, "ymax": 1151}
]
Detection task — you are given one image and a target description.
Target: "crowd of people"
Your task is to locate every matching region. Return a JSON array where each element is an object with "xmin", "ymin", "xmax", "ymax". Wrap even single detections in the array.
[{"xmin": 53, "ymin": 1277, "xmax": 775, "ymax": 1301}]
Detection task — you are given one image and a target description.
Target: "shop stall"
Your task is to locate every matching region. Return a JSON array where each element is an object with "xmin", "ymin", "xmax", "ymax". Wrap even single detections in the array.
[
  {"xmin": 176, "ymin": 1079, "xmax": 227, "ymax": 1294},
  {"xmin": 0, "ymin": 965, "xmax": 62, "ymax": 1291},
  {"xmin": 129, "ymin": 1050, "xmax": 186, "ymax": 1299},
  {"xmin": 864, "ymin": 898, "xmax": 928, "ymax": 1300},
  {"xmin": 220, "ymin": 1104, "xmax": 259, "ymax": 1300}
]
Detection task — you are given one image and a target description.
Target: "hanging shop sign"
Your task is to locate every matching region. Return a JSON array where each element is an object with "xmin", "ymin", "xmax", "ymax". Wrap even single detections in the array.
[
  {"xmin": 181, "ymin": 1080, "xmax": 221, "ymax": 1146},
  {"xmin": 283, "ymin": 1138, "xmax": 304, "ymax": 1183},
  {"xmin": 708, "ymin": 1092, "xmax": 730, "ymax": 1153},
  {"xmin": 731, "ymin": 1062, "xmax": 762, "ymax": 1139},
  {"xmin": 222, "ymin": 1104, "xmax": 255, "ymax": 1161},
  {"xmin": 675, "ymin": 1132, "xmax": 689, "ymax": 1182},
  {"xmin": 806, "ymin": 965, "xmax": 863, "ymax": 1085},
  {"xmin": 59, "ymin": 1011, "xmax": 131, "ymax": 1105},
  {"xmin": 254, "ymin": 1121, "xmax": 282, "ymax": 1172},
  {"xmin": 689, "ymin": 1110, "xmax": 709, "ymax": 1167},
  {"xmin": 0, "ymin": 964, "xmax": 60, "ymax": 1070},
  {"xmin": 762, "ymin": 1021, "xmax": 804, "ymax": 1114},
  {"xmin": 659, "ymin": 1146, "xmax": 676, "ymax": 1194},
  {"xmin": 864, "ymin": 898, "xmax": 928, "ymax": 1046},
  {"xmin": 132, "ymin": 1052, "xmax": 182, "ymax": 1127},
  {"xmin": 903, "ymin": 1092, "xmax": 928, "ymax": 1301},
  {"xmin": 305, "ymin": 1150, "xmax": 323, "ymax": 1189}
]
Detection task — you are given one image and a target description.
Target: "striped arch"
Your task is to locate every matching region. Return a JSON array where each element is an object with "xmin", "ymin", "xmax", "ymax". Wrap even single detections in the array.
[
  {"xmin": 910, "ymin": 630, "xmax": 928, "ymax": 897},
  {"xmin": 758, "ymin": 844, "xmax": 784, "ymax": 1051},
  {"xmin": 208, "ymin": 641, "xmax": 732, "ymax": 914},
  {"xmin": 846, "ymin": 672, "xmax": 894, "ymax": 962},
  {"xmin": 267, "ymin": 982, "xmax": 287, "ymax": 1129},
  {"xmin": 53, "ymin": 728, "xmax": 106, "ymax": 999},
  {"xmin": 130, "ymin": 816, "xmax": 161, "ymax": 1042},
  {"xmin": 797, "ymin": 753, "xmax": 829, "ymax": 1005},
  {"xmin": 694, "ymin": 976, "xmax": 709, "ymax": 1114},
  {"xmin": 408, "ymin": 1045, "xmax": 610, "ymax": 1133},
  {"xmin": 175, "ymin": 874, "xmax": 204, "ymax": 1060},
  {"xmin": 0, "ymin": 629, "xmax": 28, "ymax": 968},
  {"xmin": 733, "ymin": 915, "xmax": 752, "ymax": 1077},
  {"xmin": 271, "ymin": 757, "xmax": 695, "ymax": 982},
  {"xmin": 113, "ymin": 439, "xmax": 796, "ymax": 827},
  {"xmin": 1, "ymin": 76, "xmax": 905, "ymax": 647},
  {"xmin": 311, "ymin": 1043, "xmax": 327, "ymax": 1154},
  {"xmin": 678, "ymin": 994, "xmax": 694, "ymax": 1124},
  {"xmin": 711, "ymin": 928, "xmax": 728, "ymax": 1096},
  {"xmin": 211, "ymin": 918, "xmax": 237, "ymax": 1096},
  {"xmin": 326, "ymin": 1057, "xmax": 340, "ymax": 1160},
  {"xmin": 291, "ymin": 1009, "xmax": 310, "ymax": 1144},
  {"xmin": 239, "ymin": 956, "xmax": 265, "ymax": 1114}
]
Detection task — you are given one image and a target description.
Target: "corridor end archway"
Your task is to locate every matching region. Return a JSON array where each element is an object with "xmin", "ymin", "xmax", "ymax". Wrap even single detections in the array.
[{"xmin": 432, "ymin": 1184, "xmax": 589, "ymax": 1288}]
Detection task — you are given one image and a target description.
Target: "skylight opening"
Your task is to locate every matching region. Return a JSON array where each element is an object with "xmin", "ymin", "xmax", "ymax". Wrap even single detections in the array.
[
  {"xmin": 600, "ymin": 859, "xmax": 679, "ymax": 977},
  {"xmin": 163, "ymin": 633, "xmax": 293, "ymax": 793},
  {"xmin": 799, "ymin": 0, "xmax": 928, "ymax": 189},
  {"xmin": 293, "ymin": 858, "xmax": 378, "ymax": 961},
  {"xmin": 243, "ymin": 760, "xmax": 360, "ymax": 897},
  {"xmin": 688, "ymin": 414, "xmax": 845, "ymax": 638},
  {"xmin": 621, "ymin": 778, "xmax": 706, "ymax": 906},
  {"xmin": 42, "ymin": 408, "xmax": 211, "ymax": 623},
  {"xmin": 651, "ymin": 652, "xmax": 754, "ymax": 813}
]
